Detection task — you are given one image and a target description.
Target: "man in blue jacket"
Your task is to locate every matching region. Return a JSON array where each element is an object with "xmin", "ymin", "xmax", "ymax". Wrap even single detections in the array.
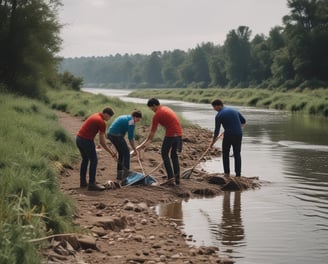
[{"xmin": 210, "ymin": 99, "xmax": 246, "ymax": 177}]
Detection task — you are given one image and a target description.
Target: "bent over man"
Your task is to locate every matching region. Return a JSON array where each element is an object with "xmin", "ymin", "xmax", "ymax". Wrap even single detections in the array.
[
  {"xmin": 107, "ymin": 110, "xmax": 142, "ymax": 181},
  {"xmin": 210, "ymin": 99, "xmax": 246, "ymax": 177},
  {"xmin": 76, "ymin": 107, "xmax": 116, "ymax": 191},
  {"xmin": 137, "ymin": 98, "xmax": 182, "ymax": 185}
]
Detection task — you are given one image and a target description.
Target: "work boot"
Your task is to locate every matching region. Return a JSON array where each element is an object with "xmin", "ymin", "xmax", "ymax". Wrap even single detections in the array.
[
  {"xmin": 88, "ymin": 183, "xmax": 105, "ymax": 191},
  {"xmin": 175, "ymin": 175, "xmax": 180, "ymax": 185},
  {"xmin": 160, "ymin": 177, "xmax": 175, "ymax": 187},
  {"xmin": 80, "ymin": 177, "xmax": 87, "ymax": 188},
  {"xmin": 117, "ymin": 170, "xmax": 124, "ymax": 180},
  {"xmin": 117, "ymin": 169, "xmax": 131, "ymax": 179}
]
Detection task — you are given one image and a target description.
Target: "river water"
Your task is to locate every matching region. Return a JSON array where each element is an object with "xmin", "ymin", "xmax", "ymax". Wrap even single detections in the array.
[{"xmin": 84, "ymin": 88, "xmax": 328, "ymax": 264}]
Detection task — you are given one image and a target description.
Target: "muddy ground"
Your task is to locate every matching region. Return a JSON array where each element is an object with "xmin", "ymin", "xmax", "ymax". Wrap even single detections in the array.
[{"xmin": 42, "ymin": 111, "xmax": 260, "ymax": 264}]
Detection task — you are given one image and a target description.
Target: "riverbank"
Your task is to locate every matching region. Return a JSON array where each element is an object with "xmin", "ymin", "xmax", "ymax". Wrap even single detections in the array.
[
  {"xmin": 128, "ymin": 88, "xmax": 328, "ymax": 118},
  {"xmin": 43, "ymin": 111, "xmax": 261, "ymax": 263}
]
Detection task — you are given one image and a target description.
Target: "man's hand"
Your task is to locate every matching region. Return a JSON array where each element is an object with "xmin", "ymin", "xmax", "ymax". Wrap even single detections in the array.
[
  {"xmin": 130, "ymin": 149, "xmax": 139, "ymax": 157},
  {"xmin": 111, "ymin": 152, "xmax": 117, "ymax": 160}
]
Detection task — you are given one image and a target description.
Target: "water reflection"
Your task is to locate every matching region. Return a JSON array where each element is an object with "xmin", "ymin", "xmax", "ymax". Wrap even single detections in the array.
[
  {"xmin": 219, "ymin": 191, "xmax": 244, "ymax": 247},
  {"xmin": 157, "ymin": 200, "xmax": 183, "ymax": 225},
  {"xmin": 157, "ymin": 191, "xmax": 246, "ymax": 259},
  {"xmin": 85, "ymin": 88, "xmax": 328, "ymax": 263}
]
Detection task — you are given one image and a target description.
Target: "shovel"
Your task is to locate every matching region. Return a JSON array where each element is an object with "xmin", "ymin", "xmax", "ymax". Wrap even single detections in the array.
[
  {"xmin": 182, "ymin": 133, "xmax": 223, "ymax": 179},
  {"xmin": 181, "ymin": 145, "xmax": 212, "ymax": 179}
]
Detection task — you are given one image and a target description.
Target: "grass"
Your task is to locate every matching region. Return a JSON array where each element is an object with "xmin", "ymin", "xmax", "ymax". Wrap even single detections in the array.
[
  {"xmin": 128, "ymin": 88, "xmax": 328, "ymax": 118},
  {"xmin": 0, "ymin": 92, "xmax": 78, "ymax": 264},
  {"xmin": 47, "ymin": 89, "xmax": 194, "ymax": 141}
]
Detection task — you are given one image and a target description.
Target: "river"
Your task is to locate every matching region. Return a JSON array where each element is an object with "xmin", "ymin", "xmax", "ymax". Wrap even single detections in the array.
[{"xmin": 83, "ymin": 88, "xmax": 328, "ymax": 264}]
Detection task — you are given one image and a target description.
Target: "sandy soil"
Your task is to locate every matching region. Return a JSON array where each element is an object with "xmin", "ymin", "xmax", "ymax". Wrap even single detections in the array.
[{"xmin": 42, "ymin": 111, "xmax": 260, "ymax": 264}]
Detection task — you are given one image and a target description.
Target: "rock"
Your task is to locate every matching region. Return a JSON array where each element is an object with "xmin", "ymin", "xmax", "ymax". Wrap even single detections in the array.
[
  {"xmin": 77, "ymin": 235, "xmax": 98, "ymax": 250},
  {"xmin": 221, "ymin": 178, "xmax": 245, "ymax": 191},
  {"xmin": 124, "ymin": 202, "xmax": 136, "ymax": 211},
  {"xmin": 133, "ymin": 234, "xmax": 145, "ymax": 242},
  {"xmin": 96, "ymin": 216, "xmax": 127, "ymax": 231},
  {"xmin": 95, "ymin": 202, "xmax": 106, "ymax": 209},
  {"xmin": 90, "ymin": 226, "xmax": 107, "ymax": 236},
  {"xmin": 208, "ymin": 175, "xmax": 228, "ymax": 185},
  {"xmin": 137, "ymin": 202, "xmax": 149, "ymax": 211}
]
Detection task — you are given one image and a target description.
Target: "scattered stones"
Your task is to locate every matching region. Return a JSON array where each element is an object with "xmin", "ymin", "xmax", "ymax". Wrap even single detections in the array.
[{"xmin": 50, "ymin": 113, "xmax": 262, "ymax": 264}]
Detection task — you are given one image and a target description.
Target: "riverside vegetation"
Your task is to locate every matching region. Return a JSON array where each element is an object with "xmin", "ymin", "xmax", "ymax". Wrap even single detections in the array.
[
  {"xmin": 0, "ymin": 89, "xmax": 190, "ymax": 263},
  {"xmin": 0, "ymin": 87, "xmax": 326, "ymax": 263},
  {"xmin": 128, "ymin": 88, "xmax": 328, "ymax": 118}
]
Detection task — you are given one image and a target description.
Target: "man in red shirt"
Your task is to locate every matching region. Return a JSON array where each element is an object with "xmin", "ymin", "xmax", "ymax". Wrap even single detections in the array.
[
  {"xmin": 137, "ymin": 98, "xmax": 183, "ymax": 185},
  {"xmin": 76, "ymin": 107, "xmax": 116, "ymax": 191}
]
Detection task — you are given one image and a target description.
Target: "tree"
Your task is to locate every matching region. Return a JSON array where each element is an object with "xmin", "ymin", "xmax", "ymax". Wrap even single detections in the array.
[
  {"xmin": 224, "ymin": 26, "xmax": 252, "ymax": 87},
  {"xmin": 161, "ymin": 49, "xmax": 186, "ymax": 86},
  {"xmin": 143, "ymin": 51, "xmax": 162, "ymax": 86},
  {"xmin": 283, "ymin": 0, "xmax": 328, "ymax": 84},
  {"xmin": 271, "ymin": 48, "xmax": 295, "ymax": 87},
  {"xmin": 59, "ymin": 71, "xmax": 83, "ymax": 91},
  {"xmin": 190, "ymin": 45, "xmax": 211, "ymax": 87},
  {"xmin": 267, "ymin": 26, "xmax": 285, "ymax": 51},
  {"xmin": 0, "ymin": 0, "xmax": 63, "ymax": 98},
  {"xmin": 249, "ymin": 34, "xmax": 272, "ymax": 85},
  {"xmin": 208, "ymin": 55, "xmax": 228, "ymax": 87}
]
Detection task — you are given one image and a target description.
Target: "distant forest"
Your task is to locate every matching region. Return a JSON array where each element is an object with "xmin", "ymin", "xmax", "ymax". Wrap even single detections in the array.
[{"xmin": 61, "ymin": 0, "xmax": 328, "ymax": 90}]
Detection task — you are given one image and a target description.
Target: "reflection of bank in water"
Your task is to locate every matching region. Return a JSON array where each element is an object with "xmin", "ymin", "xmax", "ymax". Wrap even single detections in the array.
[
  {"xmin": 156, "ymin": 191, "xmax": 246, "ymax": 259},
  {"xmin": 157, "ymin": 200, "xmax": 183, "ymax": 226}
]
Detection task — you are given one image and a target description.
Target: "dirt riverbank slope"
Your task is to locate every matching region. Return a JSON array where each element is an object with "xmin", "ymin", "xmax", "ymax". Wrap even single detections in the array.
[{"xmin": 42, "ymin": 111, "xmax": 260, "ymax": 264}]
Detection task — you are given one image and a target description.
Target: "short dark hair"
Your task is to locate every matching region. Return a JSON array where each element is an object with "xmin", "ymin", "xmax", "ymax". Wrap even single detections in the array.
[
  {"xmin": 102, "ymin": 107, "xmax": 114, "ymax": 116},
  {"xmin": 147, "ymin": 98, "xmax": 160, "ymax": 107},
  {"xmin": 131, "ymin": 110, "xmax": 142, "ymax": 118},
  {"xmin": 211, "ymin": 99, "xmax": 224, "ymax": 107}
]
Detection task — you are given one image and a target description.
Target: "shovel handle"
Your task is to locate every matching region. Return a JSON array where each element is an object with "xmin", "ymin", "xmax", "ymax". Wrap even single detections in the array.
[
  {"xmin": 137, "ymin": 156, "xmax": 146, "ymax": 176},
  {"xmin": 191, "ymin": 145, "xmax": 212, "ymax": 170}
]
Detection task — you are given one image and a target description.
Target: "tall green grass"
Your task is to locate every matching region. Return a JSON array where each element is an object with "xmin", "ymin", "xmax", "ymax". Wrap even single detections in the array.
[
  {"xmin": 0, "ymin": 88, "xmax": 199, "ymax": 263},
  {"xmin": 0, "ymin": 93, "xmax": 78, "ymax": 264},
  {"xmin": 128, "ymin": 88, "xmax": 328, "ymax": 118},
  {"xmin": 47, "ymin": 90, "xmax": 193, "ymax": 141}
]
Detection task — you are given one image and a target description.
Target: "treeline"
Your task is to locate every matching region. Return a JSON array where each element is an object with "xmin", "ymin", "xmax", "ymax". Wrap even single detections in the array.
[
  {"xmin": 61, "ymin": 0, "xmax": 328, "ymax": 90},
  {"xmin": 0, "ymin": 0, "xmax": 82, "ymax": 99}
]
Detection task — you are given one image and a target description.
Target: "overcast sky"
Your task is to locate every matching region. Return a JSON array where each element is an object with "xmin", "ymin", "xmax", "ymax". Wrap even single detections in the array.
[{"xmin": 58, "ymin": 0, "xmax": 289, "ymax": 58}]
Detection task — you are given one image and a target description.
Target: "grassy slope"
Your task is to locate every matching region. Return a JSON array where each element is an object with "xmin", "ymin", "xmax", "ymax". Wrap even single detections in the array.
[
  {"xmin": 0, "ymin": 92, "xmax": 78, "ymax": 264},
  {"xmin": 0, "ymin": 88, "xmax": 194, "ymax": 263}
]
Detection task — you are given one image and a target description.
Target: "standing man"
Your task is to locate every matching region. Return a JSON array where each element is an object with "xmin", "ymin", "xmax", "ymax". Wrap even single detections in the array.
[
  {"xmin": 137, "ymin": 98, "xmax": 183, "ymax": 186},
  {"xmin": 76, "ymin": 107, "xmax": 116, "ymax": 191},
  {"xmin": 210, "ymin": 99, "xmax": 246, "ymax": 177},
  {"xmin": 107, "ymin": 110, "xmax": 142, "ymax": 181}
]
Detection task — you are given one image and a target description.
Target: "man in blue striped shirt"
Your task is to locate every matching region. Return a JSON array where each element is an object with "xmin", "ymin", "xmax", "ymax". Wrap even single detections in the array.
[{"xmin": 210, "ymin": 99, "xmax": 246, "ymax": 177}]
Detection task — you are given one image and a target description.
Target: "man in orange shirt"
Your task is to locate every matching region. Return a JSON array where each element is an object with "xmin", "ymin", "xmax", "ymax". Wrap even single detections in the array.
[
  {"xmin": 137, "ymin": 98, "xmax": 183, "ymax": 185},
  {"xmin": 76, "ymin": 107, "xmax": 116, "ymax": 191}
]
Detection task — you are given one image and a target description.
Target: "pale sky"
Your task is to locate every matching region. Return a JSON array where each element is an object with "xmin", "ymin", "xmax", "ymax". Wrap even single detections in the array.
[{"xmin": 58, "ymin": 0, "xmax": 289, "ymax": 58}]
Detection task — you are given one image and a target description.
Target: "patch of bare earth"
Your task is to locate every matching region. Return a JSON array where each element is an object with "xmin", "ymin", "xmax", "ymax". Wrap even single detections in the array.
[{"xmin": 42, "ymin": 111, "xmax": 260, "ymax": 264}]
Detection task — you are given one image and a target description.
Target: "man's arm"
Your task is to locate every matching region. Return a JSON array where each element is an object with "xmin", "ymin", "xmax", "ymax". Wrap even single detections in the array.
[
  {"xmin": 137, "ymin": 131, "xmax": 155, "ymax": 150},
  {"xmin": 99, "ymin": 132, "xmax": 117, "ymax": 159}
]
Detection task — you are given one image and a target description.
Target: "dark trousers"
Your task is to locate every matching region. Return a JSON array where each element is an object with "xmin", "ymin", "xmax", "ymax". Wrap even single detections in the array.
[
  {"xmin": 161, "ymin": 136, "xmax": 182, "ymax": 180},
  {"xmin": 76, "ymin": 136, "xmax": 97, "ymax": 185},
  {"xmin": 108, "ymin": 134, "xmax": 130, "ymax": 179},
  {"xmin": 222, "ymin": 134, "xmax": 242, "ymax": 176}
]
